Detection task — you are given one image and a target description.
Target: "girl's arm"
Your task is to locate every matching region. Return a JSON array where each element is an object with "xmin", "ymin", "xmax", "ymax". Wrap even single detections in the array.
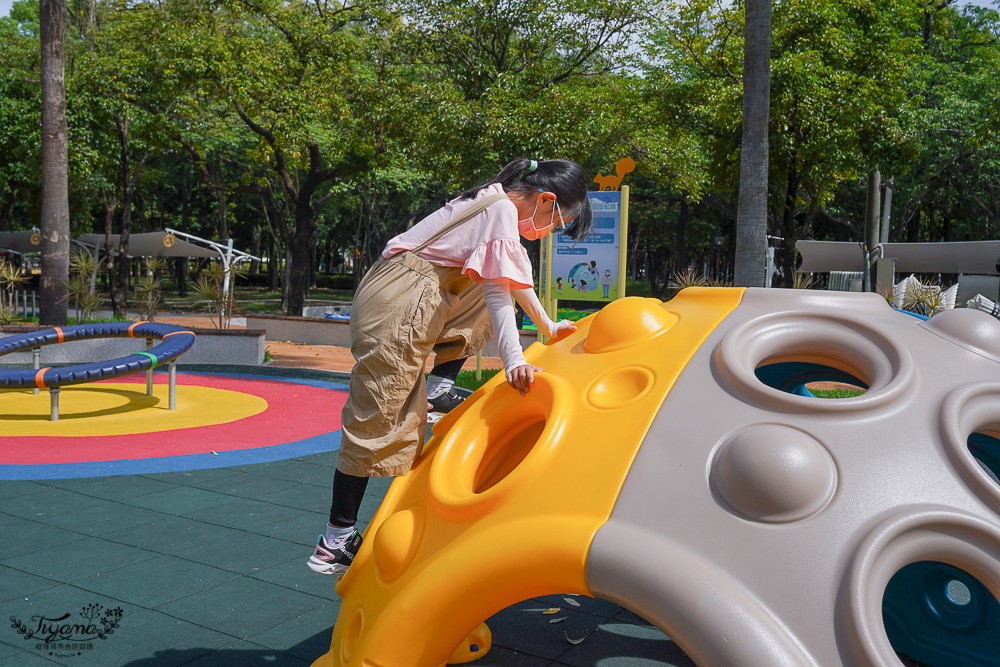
[
  {"xmin": 483, "ymin": 280, "xmax": 537, "ymax": 395},
  {"xmin": 510, "ymin": 287, "xmax": 577, "ymax": 339}
]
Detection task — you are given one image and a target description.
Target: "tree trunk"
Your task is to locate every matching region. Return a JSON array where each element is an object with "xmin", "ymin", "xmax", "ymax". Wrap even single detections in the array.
[
  {"xmin": 733, "ymin": 0, "xmax": 771, "ymax": 288},
  {"xmin": 309, "ymin": 234, "xmax": 317, "ymax": 288},
  {"xmin": 863, "ymin": 169, "xmax": 881, "ymax": 291},
  {"xmin": 101, "ymin": 192, "xmax": 119, "ymax": 314},
  {"xmin": 676, "ymin": 193, "xmax": 690, "ymax": 273},
  {"xmin": 778, "ymin": 165, "xmax": 799, "ymax": 288},
  {"xmin": 110, "ymin": 117, "xmax": 135, "ymax": 316},
  {"xmin": 267, "ymin": 233, "xmax": 277, "ymax": 292},
  {"xmin": 285, "ymin": 198, "xmax": 317, "ymax": 315},
  {"xmin": 250, "ymin": 213, "xmax": 261, "ymax": 275},
  {"xmin": 39, "ymin": 0, "xmax": 70, "ymax": 325},
  {"xmin": 214, "ymin": 186, "xmax": 228, "ymax": 241}
]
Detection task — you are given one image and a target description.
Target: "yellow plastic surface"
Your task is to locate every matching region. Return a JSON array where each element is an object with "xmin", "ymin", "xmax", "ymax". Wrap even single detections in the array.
[
  {"xmin": 446, "ymin": 622, "xmax": 491, "ymax": 664},
  {"xmin": 311, "ymin": 288, "xmax": 745, "ymax": 667}
]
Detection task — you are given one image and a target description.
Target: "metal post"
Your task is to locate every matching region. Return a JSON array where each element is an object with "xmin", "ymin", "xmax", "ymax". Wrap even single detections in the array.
[
  {"xmin": 475, "ymin": 351, "xmax": 482, "ymax": 383},
  {"xmin": 537, "ymin": 241, "xmax": 546, "ymax": 344},
  {"xmin": 880, "ymin": 178, "xmax": 893, "ymax": 245},
  {"xmin": 32, "ymin": 347, "xmax": 40, "ymax": 395},
  {"xmin": 146, "ymin": 339, "xmax": 154, "ymax": 397},
  {"xmin": 222, "ymin": 238, "xmax": 235, "ymax": 301},
  {"xmin": 169, "ymin": 361, "xmax": 177, "ymax": 410},
  {"xmin": 31, "ymin": 291, "xmax": 36, "ymax": 317},
  {"xmin": 619, "ymin": 186, "xmax": 630, "ymax": 299},
  {"xmin": 544, "ymin": 232, "xmax": 555, "ymax": 323},
  {"xmin": 50, "ymin": 387, "xmax": 60, "ymax": 421}
]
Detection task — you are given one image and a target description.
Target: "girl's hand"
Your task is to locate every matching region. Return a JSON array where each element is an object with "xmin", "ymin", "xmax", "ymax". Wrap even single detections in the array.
[
  {"xmin": 548, "ymin": 319, "xmax": 577, "ymax": 340},
  {"xmin": 507, "ymin": 364, "xmax": 542, "ymax": 395}
]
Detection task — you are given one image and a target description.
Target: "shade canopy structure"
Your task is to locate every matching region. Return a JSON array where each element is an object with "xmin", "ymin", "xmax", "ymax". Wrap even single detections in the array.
[
  {"xmin": 0, "ymin": 231, "xmax": 44, "ymax": 254},
  {"xmin": 1, "ymin": 231, "xmax": 222, "ymax": 260},
  {"xmin": 78, "ymin": 232, "xmax": 219, "ymax": 259},
  {"xmin": 796, "ymin": 240, "xmax": 1000, "ymax": 276}
]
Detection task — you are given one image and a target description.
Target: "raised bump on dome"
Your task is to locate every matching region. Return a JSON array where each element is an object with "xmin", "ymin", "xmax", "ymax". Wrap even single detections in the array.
[
  {"xmin": 584, "ymin": 297, "xmax": 679, "ymax": 353},
  {"xmin": 711, "ymin": 424, "xmax": 837, "ymax": 523},
  {"xmin": 373, "ymin": 507, "xmax": 423, "ymax": 584},
  {"xmin": 921, "ymin": 308, "xmax": 1000, "ymax": 363}
]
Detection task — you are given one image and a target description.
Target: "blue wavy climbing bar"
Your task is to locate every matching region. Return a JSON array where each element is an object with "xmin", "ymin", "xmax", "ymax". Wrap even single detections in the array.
[{"xmin": 0, "ymin": 322, "xmax": 196, "ymax": 389}]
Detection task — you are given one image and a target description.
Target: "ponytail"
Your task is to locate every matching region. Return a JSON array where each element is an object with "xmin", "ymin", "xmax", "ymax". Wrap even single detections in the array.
[{"xmin": 458, "ymin": 158, "xmax": 594, "ymax": 241}]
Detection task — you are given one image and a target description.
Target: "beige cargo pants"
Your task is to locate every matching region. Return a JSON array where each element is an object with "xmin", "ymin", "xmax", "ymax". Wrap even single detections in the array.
[{"xmin": 337, "ymin": 252, "xmax": 494, "ymax": 477}]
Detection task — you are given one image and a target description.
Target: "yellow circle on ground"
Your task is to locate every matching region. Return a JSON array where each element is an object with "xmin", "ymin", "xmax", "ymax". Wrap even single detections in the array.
[{"xmin": 0, "ymin": 384, "xmax": 267, "ymax": 437}]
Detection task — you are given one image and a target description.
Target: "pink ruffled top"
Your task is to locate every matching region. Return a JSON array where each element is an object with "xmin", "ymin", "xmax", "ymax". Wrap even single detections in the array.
[{"xmin": 382, "ymin": 184, "xmax": 534, "ymax": 289}]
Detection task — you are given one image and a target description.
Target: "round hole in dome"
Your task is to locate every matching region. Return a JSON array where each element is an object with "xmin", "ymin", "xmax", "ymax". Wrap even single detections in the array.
[
  {"xmin": 968, "ymin": 430, "xmax": 1000, "ymax": 487},
  {"xmin": 716, "ymin": 312, "xmax": 910, "ymax": 412},
  {"xmin": 882, "ymin": 561, "xmax": 998, "ymax": 665},
  {"xmin": 473, "ymin": 417, "xmax": 545, "ymax": 494},
  {"xmin": 755, "ymin": 361, "xmax": 868, "ymax": 399}
]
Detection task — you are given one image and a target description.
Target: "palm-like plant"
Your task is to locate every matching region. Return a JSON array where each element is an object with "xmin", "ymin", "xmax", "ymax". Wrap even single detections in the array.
[
  {"xmin": 0, "ymin": 258, "xmax": 28, "ymax": 323},
  {"xmin": 64, "ymin": 251, "xmax": 104, "ymax": 322},
  {"xmin": 894, "ymin": 275, "xmax": 956, "ymax": 317},
  {"xmin": 902, "ymin": 279, "xmax": 943, "ymax": 317},
  {"xmin": 669, "ymin": 267, "xmax": 709, "ymax": 289},
  {"xmin": 134, "ymin": 257, "xmax": 167, "ymax": 321},
  {"xmin": 791, "ymin": 271, "xmax": 816, "ymax": 290},
  {"xmin": 192, "ymin": 262, "xmax": 246, "ymax": 329}
]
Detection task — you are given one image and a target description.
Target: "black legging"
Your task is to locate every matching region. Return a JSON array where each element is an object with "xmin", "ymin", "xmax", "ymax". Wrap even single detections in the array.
[
  {"xmin": 329, "ymin": 469, "xmax": 370, "ymax": 527},
  {"xmin": 328, "ymin": 356, "xmax": 468, "ymax": 527},
  {"xmin": 429, "ymin": 357, "xmax": 465, "ymax": 382}
]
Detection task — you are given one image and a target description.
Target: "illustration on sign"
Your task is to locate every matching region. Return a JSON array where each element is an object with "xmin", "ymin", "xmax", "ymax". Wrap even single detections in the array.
[
  {"xmin": 549, "ymin": 190, "xmax": 624, "ymax": 303},
  {"xmin": 593, "ymin": 158, "xmax": 635, "ymax": 192}
]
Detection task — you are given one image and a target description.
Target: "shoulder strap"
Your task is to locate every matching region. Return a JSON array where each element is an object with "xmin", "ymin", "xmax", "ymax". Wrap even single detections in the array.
[{"xmin": 413, "ymin": 193, "xmax": 509, "ymax": 254}]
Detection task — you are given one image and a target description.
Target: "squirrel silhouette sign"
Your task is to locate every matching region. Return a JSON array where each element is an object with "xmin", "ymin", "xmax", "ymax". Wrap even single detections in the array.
[{"xmin": 593, "ymin": 158, "xmax": 635, "ymax": 191}]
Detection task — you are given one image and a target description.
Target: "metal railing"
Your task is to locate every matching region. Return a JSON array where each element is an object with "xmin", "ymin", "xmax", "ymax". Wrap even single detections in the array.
[{"xmin": 8, "ymin": 290, "xmax": 38, "ymax": 318}]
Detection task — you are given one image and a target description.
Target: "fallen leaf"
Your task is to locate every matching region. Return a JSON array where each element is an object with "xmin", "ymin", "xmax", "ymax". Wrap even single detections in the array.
[
  {"xmin": 565, "ymin": 632, "xmax": 586, "ymax": 645},
  {"xmin": 563, "ymin": 597, "xmax": 581, "ymax": 607},
  {"xmin": 542, "ymin": 608, "xmax": 561, "ymax": 615},
  {"xmin": 549, "ymin": 617, "xmax": 568, "ymax": 624}
]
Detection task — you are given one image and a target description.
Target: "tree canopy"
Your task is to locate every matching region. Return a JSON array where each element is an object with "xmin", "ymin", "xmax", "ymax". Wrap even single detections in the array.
[{"xmin": 1, "ymin": 0, "xmax": 998, "ymax": 306}]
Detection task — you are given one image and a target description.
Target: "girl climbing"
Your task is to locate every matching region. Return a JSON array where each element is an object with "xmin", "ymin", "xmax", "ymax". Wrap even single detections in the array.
[{"xmin": 308, "ymin": 158, "xmax": 594, "ymax": 576}]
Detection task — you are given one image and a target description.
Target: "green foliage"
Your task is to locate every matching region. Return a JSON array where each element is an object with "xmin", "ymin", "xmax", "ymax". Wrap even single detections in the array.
[
  {"xmin": 0, "ymin": 0, "xmax": 998, "ymax": 296},
  {"xmin": 454, "ymin": 368, "xmax": 503, "ymax": 392}
]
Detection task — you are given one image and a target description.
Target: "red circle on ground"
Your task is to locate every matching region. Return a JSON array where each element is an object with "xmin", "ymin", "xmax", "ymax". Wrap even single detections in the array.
[{"xmin": 0, "ymin": 374, "xmax": 346, "ymax": 465}]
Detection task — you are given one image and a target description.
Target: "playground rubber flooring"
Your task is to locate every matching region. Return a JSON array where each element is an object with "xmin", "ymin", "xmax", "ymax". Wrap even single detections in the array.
[{"xmin": 0, "ymin": 365, "xmax": 696, "ymax": 667}]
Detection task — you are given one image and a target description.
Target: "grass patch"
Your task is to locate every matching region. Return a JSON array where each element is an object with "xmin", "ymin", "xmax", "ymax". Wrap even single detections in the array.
[
  {"xmin": 810, "ymin": 387, "xmax": 865, "ymax": 399},
  {"xmin": 454, "ymin": 368, "xmax": 502, "ymax": 392},
  {"xmin": 240, "ymin": 301, "xmax": 285, "ymax": 313}
]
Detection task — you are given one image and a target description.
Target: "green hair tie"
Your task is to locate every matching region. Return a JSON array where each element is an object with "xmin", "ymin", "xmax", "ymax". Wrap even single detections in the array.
[{"xmin": 528, "ymin": 160, "xmax": 538, "ymax": 172}]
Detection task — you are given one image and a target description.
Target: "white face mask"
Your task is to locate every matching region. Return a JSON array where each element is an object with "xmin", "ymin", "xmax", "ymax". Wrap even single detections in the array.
[{"xmin": 517, "ymin": 198, "xmax": 564, "ymax": 241}]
